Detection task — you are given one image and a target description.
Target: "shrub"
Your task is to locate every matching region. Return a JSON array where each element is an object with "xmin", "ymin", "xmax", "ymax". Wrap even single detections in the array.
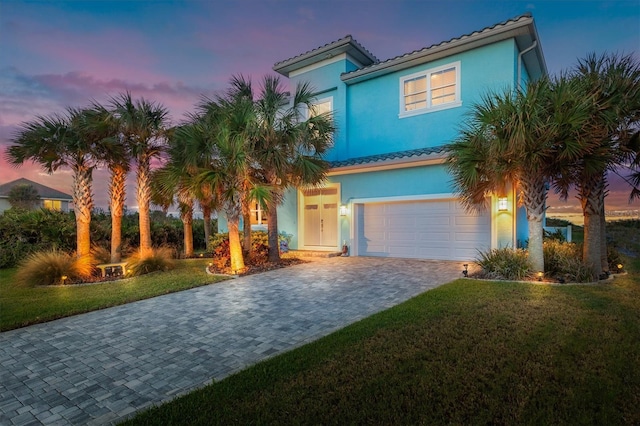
[
  {"xmin": 0, "ymin": 208, "xmax": 76, "ymax": 268},
  {"xmin": 209, "ymin": 231, "xmax": 272, "ymax": 272},
  {"xmin": 126, "ymin": 247, "xmax": 176, "ymax": 276},
  {"xmin": 475, "ymin": 247, "xmax": 532, "ymax": 281},
  {"xmin": 543, "ymin": 240, "xmax": 593, "ymax": 283},
  {"xmin": 15, "ymin": 250, "xmax": 93, "ymax": 286}
]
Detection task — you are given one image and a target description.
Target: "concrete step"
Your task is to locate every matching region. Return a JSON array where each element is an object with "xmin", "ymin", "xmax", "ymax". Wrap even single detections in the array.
[{"xmin": 284, "ymin": 250, "xmax": 343, "ymax": 258}]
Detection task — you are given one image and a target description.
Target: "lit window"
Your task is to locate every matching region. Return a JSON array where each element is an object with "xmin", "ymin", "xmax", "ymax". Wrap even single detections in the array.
[
  {"xmin": 250, "ymin": 203, "xmax": 267, "ymax": 226},
  {"xmin": 43, "ymin": 199, "xmax": 62, "ymax": 211},
  {"xmin": 399, "ymin": 62, "xmax": 461, "ymax": 117},
  {"xmin": 309, "ymin": 97, "xmax": 332, "ymax": 118}
]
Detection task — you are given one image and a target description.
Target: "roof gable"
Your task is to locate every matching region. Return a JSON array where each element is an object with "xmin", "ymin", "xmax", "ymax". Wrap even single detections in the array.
[
  {"xmin": 273, "ymin": 35, "xmax": 378, "ymax": 77},
  {"xmin": 0, "ymin": 178, "xmax": 73, "ymax": 200}
]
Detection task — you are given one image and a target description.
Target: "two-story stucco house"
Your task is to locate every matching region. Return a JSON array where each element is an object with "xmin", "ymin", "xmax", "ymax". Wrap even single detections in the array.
[{"xmin": 221, "ymin": 13, "xmax": 547, "ymax": 261}]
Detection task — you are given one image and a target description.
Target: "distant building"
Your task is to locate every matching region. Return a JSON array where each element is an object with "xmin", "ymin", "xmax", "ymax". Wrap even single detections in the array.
[{"xmin": 0, "ymin": 178, "xmax": 73, "ymax": 213}]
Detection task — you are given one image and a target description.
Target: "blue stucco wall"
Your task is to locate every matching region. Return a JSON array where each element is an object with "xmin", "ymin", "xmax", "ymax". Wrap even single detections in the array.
[
  {"xmin": 288, "ymin": 57, "xmax": 361, "ymax": 162},
  {"xmin": 344, "ymin": 39, "xmax": 517, "ymax": 158},
  {"xmin": 331, "ymin": 163, "xmax": 453, "ymax": 202}
]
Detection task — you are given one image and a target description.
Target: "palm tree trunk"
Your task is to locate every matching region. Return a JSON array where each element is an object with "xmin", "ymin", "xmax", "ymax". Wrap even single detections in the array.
[
  {"xmin": 202, "ymin": 204, "xmax": 212, "ymax": 251},
  {"xmin": 243, "ymin": 207, "xmax": 252, "ymax": 260},
  {"xmin": 599, "ymin": 196, "xmax": 608, "ymax": 274},
  {"xmin": 266, "ymin": 197, "xmax": 280, "ymax": 262},
  {"xmin": 137, "ymin": 155, "xmax": 153, "ymax": 258},
  {"xmin": 580, "ymin": 175, "xmax": 605, "ymax": 279},
  {"xmin": 109, "ymin": 165, "xmax": 127, "ymax": 263},
  {"xmin": 227, "ymin": 215, "xmax": 245, "ymax": 273},
  {"xmin": 520, "ymin": 175, "xmax": 546, "ymax": 273},
  {"xmin": 72, "ymin": 165, "xmax": 94, "ymax": 260},
  {"xmin": 181, "ymin": 201, "xmax": 194, "ymax": 258}
]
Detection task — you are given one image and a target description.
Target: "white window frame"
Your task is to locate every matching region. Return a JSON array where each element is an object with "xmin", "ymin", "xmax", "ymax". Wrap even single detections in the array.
[
  {"xmin": 399, "ymin": 61, "xmax": 462, "ymax": 118},
  {"xmin": 307, "ymin": 96, "xmax": 333, "ymax": 119}
]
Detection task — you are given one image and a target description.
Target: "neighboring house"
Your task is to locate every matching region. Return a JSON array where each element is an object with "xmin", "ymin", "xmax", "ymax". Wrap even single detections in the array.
[
  {"xmin": 0, "ymin": 178, "xmax": 73, "ymax": 214},
  {"xmin": 221, "ymin": 13, "xmax": 546, "ymax": 261}
]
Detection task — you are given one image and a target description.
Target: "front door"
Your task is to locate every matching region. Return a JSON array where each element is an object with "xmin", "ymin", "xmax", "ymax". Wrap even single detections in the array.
[{"xmin": 303, "ymin": 187, "xmax": 338, "ymax": 247}]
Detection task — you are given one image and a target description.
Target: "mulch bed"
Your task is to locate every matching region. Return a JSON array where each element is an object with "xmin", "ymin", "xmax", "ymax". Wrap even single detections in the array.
[{"xmin": 207, "ymin": 257, "xmax": 306, "ymax": 277}]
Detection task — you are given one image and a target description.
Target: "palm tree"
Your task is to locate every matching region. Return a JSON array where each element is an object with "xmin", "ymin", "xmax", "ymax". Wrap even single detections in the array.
[
  {"xmin": 7, "ymin": 107, "xmax": 110, "ymax": 262},
  {"xmin": 181, "ymin": 109, "xmax": 251, "ymax": 272},
  {"xmin": 252, "ymin": 75, "xmax": 335, "ymax": 262},
  {"xmin": 447, "ymin": 77, "xmax": 589, "ymax": 273},
  {"xmin": 88, "ymin": 103, "xmax": 130, "ymax": 263},
  {"xmin": 152, "ymin": 125, "xmax": 199, "ymax": 258},
  {"xmin": 110, "ymin": 92, "xmax": 169, "ymax": 258},
  {"xmin": 556, "ymin": 53, "xmax": 640, "ymax": 277}
]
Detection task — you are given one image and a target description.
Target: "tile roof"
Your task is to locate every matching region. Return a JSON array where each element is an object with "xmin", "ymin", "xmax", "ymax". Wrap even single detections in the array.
[
  {"xmin": 341, "ymin": 13, "xmax": 544, "ymax": 83},
  {"xmin": 0, "ymin": 178, "xmax": 72, "ymax": 200},
  {"xmin": 330, "ymin": 146, "xmax": 447, "ymax": 168},
  {"xmin": 274, "ymin": 34, "xmax": 379, "ymax": 68}
]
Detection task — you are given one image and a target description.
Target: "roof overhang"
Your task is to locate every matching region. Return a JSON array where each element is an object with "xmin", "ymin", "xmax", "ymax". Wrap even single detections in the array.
[
  {"xmin": 328, "ymin": 147, "xmax": 448, "ymax": 176},
  {"xmin": 273, "ymin": 35, "xmax": 378, "ymax": 77}
]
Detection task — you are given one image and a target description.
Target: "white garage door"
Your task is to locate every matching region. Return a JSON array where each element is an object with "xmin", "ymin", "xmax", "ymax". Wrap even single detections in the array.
[{"xmin": 356, "ymin": 199, "xmax": 490, "ymax": 261}]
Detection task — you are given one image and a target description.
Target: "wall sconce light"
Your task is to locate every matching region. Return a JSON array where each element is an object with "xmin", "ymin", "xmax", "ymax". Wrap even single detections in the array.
[
  {"xmin": 537, "ymin": 271, "xmax": 544, "ymax": 281},
  {"xmin": 498, "ymin": 197, "xmax": 508, "ymax": 211},
  {"xmin": 462, "ymin": 264, "xmax": 468, "ymax": 277},
  {"xmin": 339, "ymin": 205, "xmax": 348, "ymax": 216}
]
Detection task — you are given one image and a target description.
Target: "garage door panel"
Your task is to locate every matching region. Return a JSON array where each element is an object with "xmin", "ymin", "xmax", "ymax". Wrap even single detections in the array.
[
  {"xmin": 358, "ymin": 200, "xmax": 490, "ymax": 261},
  {"xmin": 388, "ymin": 231, "xmax": 417, "ymax": 241}
]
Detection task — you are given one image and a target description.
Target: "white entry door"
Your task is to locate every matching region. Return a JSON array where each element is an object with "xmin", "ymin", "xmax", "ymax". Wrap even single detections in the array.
[{"xmin": 303, "ymin": 187, "xmax": 338, "ymax": 247}]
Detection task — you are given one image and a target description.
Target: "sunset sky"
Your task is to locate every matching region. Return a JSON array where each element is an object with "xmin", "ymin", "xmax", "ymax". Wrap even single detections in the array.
[{"xmin": 1, "ymin": 0, "xmax": 638, "ymax": 215}]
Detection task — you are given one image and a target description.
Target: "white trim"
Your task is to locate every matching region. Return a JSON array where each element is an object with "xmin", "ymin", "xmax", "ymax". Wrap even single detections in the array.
[
  {"xmin": 398, "ymin": 61, "xmax": 461, "ymax": 118},
  {"xmin": 297, "ymin": 183, "xmax": 341, "ymax": 251},
  {"xmin": 349, "ymin": 193, "xmax": 456, "ymax": 205},
  {"xmin": 290, "ymin": 53, "xmax": 347, "ymax": 78},
  {"xmin": 328, "ymin": 156, "xmax": 446, "ymax": 176}
]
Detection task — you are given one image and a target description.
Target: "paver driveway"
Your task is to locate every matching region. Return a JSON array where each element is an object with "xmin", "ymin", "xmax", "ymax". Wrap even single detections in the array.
[{"xmin": 0, "ymin": 257, "xmax": 460, "ymax": 425}]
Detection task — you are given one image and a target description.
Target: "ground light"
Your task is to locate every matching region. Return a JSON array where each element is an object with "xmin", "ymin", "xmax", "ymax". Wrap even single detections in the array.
[
  {"xmin": 462, "ymin": 264, "xmax": 468, "ymax": 277},
  {"xmin": 61, "ymin": 275, "xmax": 68, "ymax": 285},
  {"xmin": 537, "ymin": 271, "xmax": 543, "ymax": 281}
]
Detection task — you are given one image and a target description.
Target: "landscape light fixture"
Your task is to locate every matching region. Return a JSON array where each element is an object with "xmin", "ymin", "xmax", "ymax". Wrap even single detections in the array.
[
  {"xmin": 617, "ymin": 263, "xmax": 624, "ymax": 272},
  {"xmin": 498, "ymin": 197, "xmax": 508, "ymax": 211},
  {"xmin": 462, "ymin": 264, "xmax": 469, "ymax": 277},
  {"xmin": 61, "ymin": 275, "xmax": 68, "ymax": 285},
  {"xmin": 537, "ymin": 271, "xmax": 543, "ymax": 281},
  {"xmin": 339, "ymin": 205, "xmax": 348, "ymax": 216}
]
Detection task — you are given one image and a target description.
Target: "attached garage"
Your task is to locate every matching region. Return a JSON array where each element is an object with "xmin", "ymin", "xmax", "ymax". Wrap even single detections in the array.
[{"xmin": 354, "ymin": 199, "xmax": 490, "ymax": 261}]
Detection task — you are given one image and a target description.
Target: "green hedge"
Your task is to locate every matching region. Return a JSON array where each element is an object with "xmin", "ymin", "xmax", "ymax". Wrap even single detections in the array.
[{"xmin": 0, "ymin": 208, "xmax": 214, "ymax": 268}]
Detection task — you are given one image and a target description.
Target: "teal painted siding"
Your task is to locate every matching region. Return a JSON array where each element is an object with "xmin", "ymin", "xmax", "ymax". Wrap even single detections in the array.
[
  {"xmin": 277, "ymin": 188, "xmax": 299, "ymax": 249},
  {"xmin": 345, "ymin": 40, "xmax": 517, "ymax": 158},
  {"xmin": 330, "ymin": 163, "xmax": 453, "ymax": 202},
  {"xmin": 288, "ymin": 58, "xmax": 361, "ymax": 162}
]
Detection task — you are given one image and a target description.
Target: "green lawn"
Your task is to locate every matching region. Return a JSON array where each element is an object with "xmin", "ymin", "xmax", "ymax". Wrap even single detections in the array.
[
  {"xmin": 124, "ymin": 256, "xmax": 640, "ymax": 425},
  {"xmin": 0, "ymin": 259, "xmax": 228, "ymax": 331}
]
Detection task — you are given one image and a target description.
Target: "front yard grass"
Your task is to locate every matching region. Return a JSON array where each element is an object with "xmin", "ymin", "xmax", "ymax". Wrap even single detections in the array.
[
  {"xmin": 0, "ymin": 259, "xmax": 228, "ymax": 331},
  {"xmin": 124, "ymin": 256, "xmax": 640, "ymax": 425}
]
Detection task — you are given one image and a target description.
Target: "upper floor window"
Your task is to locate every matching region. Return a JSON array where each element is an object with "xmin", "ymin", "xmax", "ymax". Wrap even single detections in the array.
[
  {"xmin": 309, "ymin": 97, "xmax": 333, "ymax": 118},
  {"xmin": 399, "ymin": 62, "xmax": 461, "ymax": 118}
]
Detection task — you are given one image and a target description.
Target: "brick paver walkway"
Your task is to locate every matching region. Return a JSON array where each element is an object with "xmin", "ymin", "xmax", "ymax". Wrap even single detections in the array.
[{"xmin": 0, "ymin": 257, "xmax": 460, "ymax": 425}]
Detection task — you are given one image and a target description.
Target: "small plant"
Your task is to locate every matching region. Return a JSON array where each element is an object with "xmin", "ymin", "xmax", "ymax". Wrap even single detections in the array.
[
  {"xmin": 126, "ymin": 247, "xmax": 176, "ymax": 276},
  {"xmin": 475, "ymin": 247, "xmax": 532, "ymax": 281},
  {"xmin": 15, "ymin": 250, "xmax": 93, "ymax": 286},
  {"xmin": 90, "ymin": 245, "xmax": 112, "ymax": 264},
  {"xmin": 543, "ymin": 240, "xmax": 593, "ymax": 283}
]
